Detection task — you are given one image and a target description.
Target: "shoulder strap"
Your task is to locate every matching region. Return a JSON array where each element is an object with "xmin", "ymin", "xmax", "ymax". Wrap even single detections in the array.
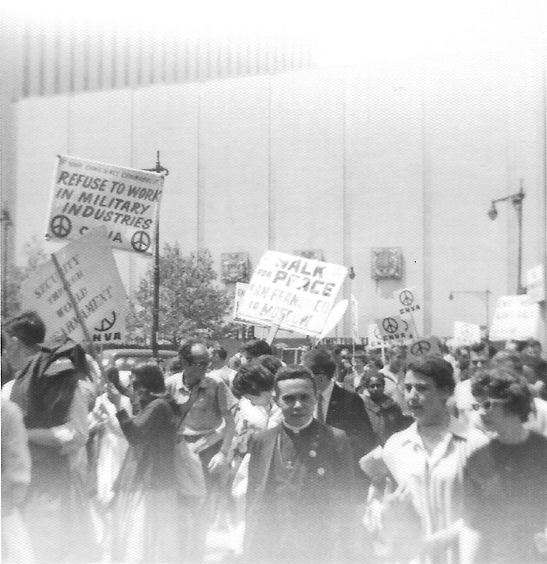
[{"xmin": 175, "ymin": 386, "xmax": 202, "ymax": 432}]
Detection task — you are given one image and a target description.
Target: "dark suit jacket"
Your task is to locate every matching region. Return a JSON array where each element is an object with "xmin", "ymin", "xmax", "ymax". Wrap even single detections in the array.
[
  {"xmin": 326, "ymin": 383, "xmax": 377, "ymax": 461},
  {"xmin": 245, "ymin": 420, "xmax": 355, "ymax": 564}
]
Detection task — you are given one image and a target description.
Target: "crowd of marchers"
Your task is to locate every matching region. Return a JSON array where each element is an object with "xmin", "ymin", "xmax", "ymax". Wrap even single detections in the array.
[{"xmin": 1, "ymin": 310, "xmax": 546, "ymax": 564}]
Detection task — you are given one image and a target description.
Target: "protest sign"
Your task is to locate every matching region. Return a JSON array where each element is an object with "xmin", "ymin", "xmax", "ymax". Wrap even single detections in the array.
[
  {"xmin": 21, "ymin": 227, "xmax": 128, "ymax": 344},
  {"xmin": 453, "ymin": 321, "xmax": 481, "ymax": 347},
  {"xmin": 367, "ymin": 323, "xmax": 385, "ymax": 350},
  {"xmin": 489, "ymin": 295, "xmax": 540, "ymax": 341},
  {"xmin": 526, "ymin": 264, "xmax": 545, "ymax": 303},
  {"xmin": 375, "ymin": 315, "xmax": 417, "ymax": 344},
  {"xmin": 317, "ymin": 300, "xmax": 348, "ymax": 341},
  {"xmin": 237, "ymin": 251, "xmax": 347, "ymax": 337},
  {"xmin": 406, "ymin": 336, "xmax": 442, "ymax": 363},
  {"xmin": 46, "ymin": 155, "xmax": 164, "ymax": 255},
  {"xmin": 393, "ymin": 287, "xmax": 421, "ymax": 316}
]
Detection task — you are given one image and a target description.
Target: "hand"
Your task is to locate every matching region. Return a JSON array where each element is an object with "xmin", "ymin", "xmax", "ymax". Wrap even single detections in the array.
[
  {"xmin": 106, "ymin": 383, "xmax": 122, "ymax": 411},
  {"xmin": 207, "ymin": 451, "xmax": 228, "ymax": 473}
]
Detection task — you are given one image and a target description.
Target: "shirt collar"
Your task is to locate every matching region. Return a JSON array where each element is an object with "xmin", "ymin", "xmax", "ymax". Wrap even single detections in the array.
[
  {"xmin": 283, "ymin": 416, "xmax": 314, "ymax": 433},
  {"xmin": 401, "ymin": 416, "xmax": 468, "ymax": 447}
]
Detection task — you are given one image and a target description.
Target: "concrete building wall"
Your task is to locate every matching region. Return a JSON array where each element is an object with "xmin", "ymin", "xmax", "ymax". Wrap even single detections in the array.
[{"xmin": 12, "ymin": 46, "xmax": 547, "ymax": 341}]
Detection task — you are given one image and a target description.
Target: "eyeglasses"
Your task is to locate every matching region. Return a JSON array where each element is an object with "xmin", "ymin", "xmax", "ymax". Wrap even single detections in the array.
[{"xmin": 472, "ymin": 398, "xmax": 508, "ymax": 411}]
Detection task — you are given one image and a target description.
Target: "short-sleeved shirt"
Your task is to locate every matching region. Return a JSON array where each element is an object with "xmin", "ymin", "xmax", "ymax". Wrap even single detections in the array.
[
  {"xmin": 165, "ymin": 372, "xmax": 237, "ymax": 435},
  {"xmin": 463, "ymin": 432, "xmax": 547, "ymax": 563}
]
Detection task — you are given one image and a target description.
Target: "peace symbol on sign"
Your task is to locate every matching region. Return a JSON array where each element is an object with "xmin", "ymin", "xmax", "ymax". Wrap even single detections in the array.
[
  {"xmin": 401, "ymin": 319, "xmax": 409, "ymax": 331},
  {"xmin": 94, "ymin": 311, "xmax": 117, "ymax": 332},
  {"xmin": 131, "ymin": 231, "xmax": 151, "ymax": 253},
  {"xmin": 399, "ymin": 290, "xmax": 414, "ymax": 307},
  {"xmin": 382, "ymin": 317, "xmax": 399, "ymax": 334},
  {"xmin": 411, "ymin": 340, "xmax": 431, "ymax": 356},
  {"xmin": 50, "ymin": 215, "xmax": 72, "ymax": 238}
]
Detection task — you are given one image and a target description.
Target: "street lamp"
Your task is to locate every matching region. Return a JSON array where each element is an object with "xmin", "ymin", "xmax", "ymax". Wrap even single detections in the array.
[
  {"xmin": 487, "ymin": 180, "xmax": 525, "ymax": 294},
  {"xmin": 449, "ymin": 289, "xmax": 491, "ymax": 328}
]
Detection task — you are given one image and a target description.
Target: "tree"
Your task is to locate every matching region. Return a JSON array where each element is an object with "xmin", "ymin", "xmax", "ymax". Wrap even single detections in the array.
[{"xmin": 131, "ymin": 244, "xmax": 233, "ymax": 345}]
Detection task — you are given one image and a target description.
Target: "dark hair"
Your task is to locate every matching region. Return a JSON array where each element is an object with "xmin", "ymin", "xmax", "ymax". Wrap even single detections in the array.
[
  {"xmin": 302, "ymin": 348, "xmax": 336, "ymax": 379},
  {"xmin": 491, "ymin": 350, "xmax": 523, "ymax": 373},
  {"xmin": 132, "ymin": 363, "xmax": 165, "ymax": 394},
  {"xmin": 407, "ymin": 355, "xmax": 456, "ymax": 394},
  {"xmin": 232, "ymin": 364, "xmax": 275, "ymax": 398},
  {"xmin": 178, "ymin": 339, "xmax": 207, "ymax": 363},
  {"xmin": 3, "ymin": 311, "xmax": 46, "ymax": 346},
  {"xmin": 105, "ymin": 366, "xmax": 128, "ymax": 395},
  {"xmin": 241, "ymin": 339, "xmax": 272, "ymax": 358},
  {"xmin": 525, "ymin": 338, "xmax": 541, "ymax": 350},
  {"xmin": 274, "ymin": 364, "xmax": 317, "ymax": 394},
  {"xmin": 387, "ymin": 345, "xmax": 406, "ymax": 359},
  {"xmin": 255, "ymin": 354, "xmax": 283, "ymax": 376},
  {"xmin": 471, "ymin": 368, "xmax": 532, "ymax": 422},
  {"xmin": 211, "ymin": 346, "xmax": 228, "ymax": 361},
  {"xmin": 470, "ymin": 341, "xmax": 496, "ymax": 359}
]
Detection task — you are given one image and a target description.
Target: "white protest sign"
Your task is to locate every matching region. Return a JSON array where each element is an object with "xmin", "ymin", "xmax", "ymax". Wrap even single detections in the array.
[
  {"xmin": 393, "ymin": 287, "xmax": 422, "ymax": 316},
  {"xmin": 453, "ymin": 321, "xmax": 481, "ymax": 347},
  {"xmin": 317, "ymin": 300, "xmax": 348, "ymax": 341},
  {"xmin": 21, "ymin": 227, "xmax": 128, "ymax": 344},
  {"xmin": 367, "ymin": 323, "xmax": 385, "ymax": 350},
  {"xmin": 233, "ymin": 282, "xmax": 249, "ymax": 322},
  {"xmin": 407, "ymin": 336, "xmax": 442, "ymax": 363},
  {"xmin": 489, "ymin": 295, "xmax": 540, "ymax": 341},
  {"xmin": 237, "ymin": 250, "xmax": 347, "ymax": 337},
  {"xmin": 375, "ymin": 315, "xmax": 418, "ymax": 344},
  {"xmin": 46, "ymin": 155, "xmax": 164, "ymax": 255},
  {"xmin": 526, "ymin": 264, "xmax": 545, "ymax": 303}
]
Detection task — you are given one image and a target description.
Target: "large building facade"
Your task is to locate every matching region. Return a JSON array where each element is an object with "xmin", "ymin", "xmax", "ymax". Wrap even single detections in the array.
[{"xmin": 2, "ymin": 10, "xmax": 546, "ymax": 343}]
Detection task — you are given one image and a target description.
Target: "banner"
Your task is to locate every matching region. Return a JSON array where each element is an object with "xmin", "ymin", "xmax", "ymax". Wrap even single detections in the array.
[
  {"xmin": 375, "ymin": 315, "xmax": 417, "ymax": 344},
  {"xmin": 526, "ymin": 265, "xmax": 545, "ymax": 303},
  {"xmin": 453, "ymin": 321, "xmax": 481, "ymax": 347},
  {"xmin": 46, "ymin": 155, "xmax": 164, "ymax": 255},
  {"xmin": 237, "ymin": 250, "xmax": 347, "ymax": 337},
  {"xmin": 21, "ymin": 227, "xmax": 128, "ymax": 344},
  {"xmin": 489, "ymin": 295, "xmax": 540, "ymax": 341}
]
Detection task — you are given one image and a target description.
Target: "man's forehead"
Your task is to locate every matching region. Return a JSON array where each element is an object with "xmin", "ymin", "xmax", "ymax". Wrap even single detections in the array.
[{"xmin": 277, "ymin": 377, "xmax": 314, "ymax": 394}]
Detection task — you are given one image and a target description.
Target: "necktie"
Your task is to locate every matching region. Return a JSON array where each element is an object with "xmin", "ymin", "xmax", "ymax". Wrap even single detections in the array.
[{"xmin": 317, "ymin": 396, "xmax": 325, "ymax": 423}]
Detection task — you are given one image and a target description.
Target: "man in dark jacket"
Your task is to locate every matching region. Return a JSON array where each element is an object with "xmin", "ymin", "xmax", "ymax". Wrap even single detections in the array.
[{"xmin": 244, "ymin": 365, "xmax": 355, "ymax": 564}]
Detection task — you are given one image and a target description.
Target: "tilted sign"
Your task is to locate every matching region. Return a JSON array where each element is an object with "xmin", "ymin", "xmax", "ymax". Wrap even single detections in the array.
[
  {"xmin": 489, "ymin": 295, "xmax": 540, "ymax": 341},
  {"xmin": 526, "ymin": 264, "xmax": 545, "ymax": 303},
  {"xmin": 375, "ymin": 315, "xmax": 417, "ymax": 344},
  {"xmin": 236, "ymin": 251, "xmax": 347, "ymax": 337},
  {"xmin": 21, "ymin": 227, "xmax": 128, "ymax": 344},
  {"xmin": 46, "ymin": 155, "xmax": 164, "ymax": 255}
]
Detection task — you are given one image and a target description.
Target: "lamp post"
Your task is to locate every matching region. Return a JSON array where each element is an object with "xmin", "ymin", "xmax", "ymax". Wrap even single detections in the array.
[
  {"xmin": 143, "ymin": 151, "xmax": 169, "ymax": 362},
  {"xmin": 448, "ymin": 289, "xmax": 492, "ymax": 328},
  {"xmin": 487, "ymin": 180, "xmax": 525, "ymax": 294}
]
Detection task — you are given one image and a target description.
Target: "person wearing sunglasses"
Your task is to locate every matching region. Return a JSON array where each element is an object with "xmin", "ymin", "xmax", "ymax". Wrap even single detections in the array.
[{"xmin": 461, "ymin": 368, "xmax": 547, "ymax": 563}]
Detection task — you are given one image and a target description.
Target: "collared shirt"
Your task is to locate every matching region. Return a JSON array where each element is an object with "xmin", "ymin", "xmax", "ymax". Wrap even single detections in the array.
[
  {"xmin": 283, "ymin": 417, "xmax": 314, "ymax": 434},
  {"xmin": 208, "ymin": 365, "xmax": 236, "ymax": 386},
  {"xmin": 382, "ymin": 421, "xmax": 488, "ymax": 563},
  {"xmin": 165, "ymin": 371, "xmax": 237, "ymax": 435},
  {"xmin": 314, "ymin": 380, "xmax": 335, "ymax": 423}
]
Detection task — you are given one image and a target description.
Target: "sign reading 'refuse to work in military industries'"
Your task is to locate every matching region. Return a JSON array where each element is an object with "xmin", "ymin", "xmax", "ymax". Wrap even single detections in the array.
[
  {"xmin": 46, "ymin": 155, "xmax": 164, "ymax": 255},
  {"xmin": 237, "ymin": 251, "xmax": 347, "ymax": 337},
  {"xmin": 21, "ymin": 227, "xmax": 128, "ymax": 344}
]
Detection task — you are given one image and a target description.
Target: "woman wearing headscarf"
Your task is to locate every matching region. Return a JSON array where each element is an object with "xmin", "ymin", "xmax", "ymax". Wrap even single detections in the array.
[{"xmin": 107, "ymin": 363, "xmax": 181, "ymax": 563}]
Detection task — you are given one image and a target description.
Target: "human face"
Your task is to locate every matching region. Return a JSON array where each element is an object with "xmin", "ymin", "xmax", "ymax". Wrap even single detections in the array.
[
  {"xmin": 275, "ymin": 377, "xmax": 316, "ymax": 427},
  {"xmin": 390, "ymin": 353, "xmax": 405, "ymax": 373},
  {"xmin": 243, "ymin": 389, "xmax": 273, "ymax": 407},
  {"xmin": 366, "ymin": 376, "xmax": 385, "ymax": 401},
  {"xmin": 470, "ymin": 350, "xmax": 489, "ymax": 372},
  {"xmin": 404, "ymin": 370, "xmax": 450, "ymax": 426},
  {"xmin": 472, "ymin": 396, "xmax": 510, "ymax": 432},
  {"xmin": 180, "ymin": 344, "xmax": 210, "ymax": 386},
  {"xmin": 353, "ymin": 356, "xmax": 365, "ymax": 373}
]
